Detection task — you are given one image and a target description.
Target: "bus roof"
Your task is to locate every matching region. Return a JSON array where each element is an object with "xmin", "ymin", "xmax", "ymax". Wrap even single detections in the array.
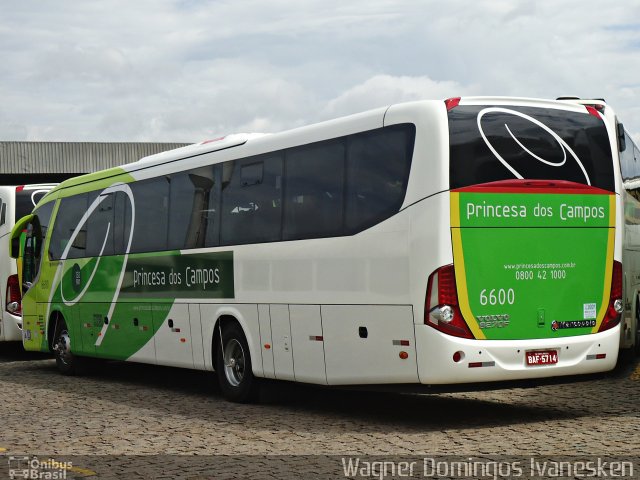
[
  {"xmin": 457, "ymin": 96, "xmax": 593, "ymax": 113},
  {"xmin": 135, "ymin": 133, "xmax": 267, "ymax": 166},
  {"xmin": 50, "ymin": 104, "xmax": 391, "ymax": 194},
  {"xmin": 48, "ymin": 96, "xmax": 612, "ymax": 197}
]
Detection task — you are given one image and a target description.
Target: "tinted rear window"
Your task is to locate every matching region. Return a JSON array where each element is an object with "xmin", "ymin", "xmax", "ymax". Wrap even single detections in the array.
[
  {"xmin": 15, "ymin": 189, "xmax": 51, "ymax": 219},
  {"xmin": 449, "ymin": 105, "xmax": 615, "ymax": 191}
]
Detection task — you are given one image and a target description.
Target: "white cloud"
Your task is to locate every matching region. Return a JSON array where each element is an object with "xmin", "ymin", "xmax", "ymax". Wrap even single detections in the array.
[
  {"xmin": 0, "ymin": 0, "xmax": 639, "ymax": 144},
  {"xmin": 322, "ymin": 74, "xmax": 473, "ymax": 119}
]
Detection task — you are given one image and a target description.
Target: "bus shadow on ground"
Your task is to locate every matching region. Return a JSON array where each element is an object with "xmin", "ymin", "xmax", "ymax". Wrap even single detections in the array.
[
  {"xmin": 8, "ymin": 357, "xmax": 626, "ymax": 433},
  {"xmin": 0, "ymin": 342, "xmax": 50, "ymax": 362}
]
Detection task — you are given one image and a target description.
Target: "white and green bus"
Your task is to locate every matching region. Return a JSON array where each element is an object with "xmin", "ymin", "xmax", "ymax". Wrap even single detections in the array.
[{"xmin": 11, "ymin": 97, "xmax": 633, "ymax": 402}]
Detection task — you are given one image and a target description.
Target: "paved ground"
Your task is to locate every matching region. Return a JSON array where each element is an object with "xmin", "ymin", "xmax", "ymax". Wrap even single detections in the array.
[{"xmin": 0, "ymin": 343, "xmax": 638, "ymax": 478}]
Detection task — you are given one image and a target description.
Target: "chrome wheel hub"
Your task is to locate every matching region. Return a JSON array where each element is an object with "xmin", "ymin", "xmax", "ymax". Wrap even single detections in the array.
[
  {"xmin": 54, "ymin": 330, "xmax": 72, "ymax": 366},
  {"xmin": 223, "ymin": 339, "xmax": 245, "ymax": 387}
]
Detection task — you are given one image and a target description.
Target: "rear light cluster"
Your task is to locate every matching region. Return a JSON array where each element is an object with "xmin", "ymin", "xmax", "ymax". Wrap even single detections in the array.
[
  {"xmin": 445, "ymin": 97, "xmax": 461, "ymax": 111},
  {"xmin": 598, "ymin": 260, "xmax": 623, "ymax": 333},
  {"xmin": 585, "ymin": 105, "xmax": 601, "ymax": 118},
  {"xmin": 425, "ymin": 265, "xmax": 474, "ymax": 339},
  {"xmin": 6, "ymin": 274, "xmax": 21, "ymax": 316}
]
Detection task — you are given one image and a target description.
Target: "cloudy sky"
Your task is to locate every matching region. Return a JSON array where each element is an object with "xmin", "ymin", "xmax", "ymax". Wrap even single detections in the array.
[{"xmin": 1, "ymin": 1, "xmax": 640, "ymax": 143}]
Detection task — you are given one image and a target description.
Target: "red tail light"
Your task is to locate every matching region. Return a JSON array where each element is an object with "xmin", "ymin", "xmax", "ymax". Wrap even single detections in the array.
[
  {"xmin": 6, "ymin": 274, "xmax": 21, "ymax": 316},
  {"xmin": 585, "ymin": 105, "xmax": 601, "ymax": 119},
  {"xmin": 425, "ymin": 265, "xmax": 474, "ymax": 339},
  {"xmin": 445, "ymin": 97, "xmax": 461, "ymax": 111},
  {"xmin": 598, "ymin": 260, "xmax": 623, "ymax": 333}
]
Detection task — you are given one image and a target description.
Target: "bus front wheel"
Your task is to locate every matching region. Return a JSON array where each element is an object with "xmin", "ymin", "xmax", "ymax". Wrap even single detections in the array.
[
  {"xmin": 52, "ymin": 318, "xmax": 84, "ymax": 375},
  {"xmin": 215, "ymin": 322, "xmax": 260, "ymax": 403}
]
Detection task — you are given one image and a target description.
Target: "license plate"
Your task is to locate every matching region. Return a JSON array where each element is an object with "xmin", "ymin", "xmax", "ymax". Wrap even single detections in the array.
[{"xmin": 525, "ymin": 350, "xmax": 558, "ymax": 366}]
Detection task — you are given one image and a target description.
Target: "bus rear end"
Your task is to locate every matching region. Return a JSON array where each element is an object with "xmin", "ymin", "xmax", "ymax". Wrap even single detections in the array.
[
  {"xmin": 2, "ymin": 184, "xmax": 56, "ymax": 342},
  {"xmin": 419, "ymin": 98, "xmax": 620, "ymax": 383}
]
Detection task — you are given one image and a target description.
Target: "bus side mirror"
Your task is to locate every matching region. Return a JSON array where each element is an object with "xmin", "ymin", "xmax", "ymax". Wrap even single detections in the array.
[
  {"xmin": 618, "ymin": 122, "xmax": 627, "ymax": 153},
  {"xmin": 9, "ymin": 214, "xmax": 34, "ymax": 259}
]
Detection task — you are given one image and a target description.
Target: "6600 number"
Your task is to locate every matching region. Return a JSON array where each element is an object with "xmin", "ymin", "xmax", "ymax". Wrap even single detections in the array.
[{"xmin": 479, "ymin": 288, "xmax": 515, "ymax": 306}]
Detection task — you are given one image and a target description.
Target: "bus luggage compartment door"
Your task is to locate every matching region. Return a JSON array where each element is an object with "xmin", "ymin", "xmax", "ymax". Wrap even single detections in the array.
[
  {"xmin": 269, "ymin": 304, "xmax": 295, "ymax": 381},
  {"xmin": 321, "ymin": 305, "xmax": 418, "ymax": 385}
]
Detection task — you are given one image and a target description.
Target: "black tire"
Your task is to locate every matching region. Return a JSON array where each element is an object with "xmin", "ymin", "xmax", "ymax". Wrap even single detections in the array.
[
  {"xmin": 215, "ymin": 322, "xmax": 260, "ymax": 403},
  {"xmin": 52, "ymin": 317, "xmax": 85, "ymax": 375}
]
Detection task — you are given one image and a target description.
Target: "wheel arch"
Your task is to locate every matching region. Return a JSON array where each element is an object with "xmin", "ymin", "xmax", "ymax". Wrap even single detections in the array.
[
  {"xmin": 47, "ymin": 309, "xmax": 65, "ymax": 353},
  {"xmin": 206, "ymin": 305, "xmax": 263, "ymax": 378},
  {"xmin": 211, "ymin": 315, "xmax": 236, "ymax": 374}
]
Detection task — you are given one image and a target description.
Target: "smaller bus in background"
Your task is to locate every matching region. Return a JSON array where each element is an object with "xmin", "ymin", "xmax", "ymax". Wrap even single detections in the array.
[
  {"xmin": 617, "ymin": 125, "xmax": 640, "ymax": 352},
  {"xmin": 0, "ymin": 184, "xmax": 56, "ymax": 342}
]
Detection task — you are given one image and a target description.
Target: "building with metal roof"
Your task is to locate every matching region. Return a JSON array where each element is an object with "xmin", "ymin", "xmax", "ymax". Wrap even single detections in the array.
[{"xmin": 0, "ymin": 141, "xmax": 190, "ymax": 185}]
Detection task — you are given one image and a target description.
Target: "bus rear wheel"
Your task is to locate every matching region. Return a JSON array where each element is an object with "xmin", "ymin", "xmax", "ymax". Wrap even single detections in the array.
[
  {"xmin": 52, "ymin": 318, "xmax": 84, "ymax": 375},
  {"xmin": 215, "ymin": 322, "xmax": 260, "ymax": 403}
]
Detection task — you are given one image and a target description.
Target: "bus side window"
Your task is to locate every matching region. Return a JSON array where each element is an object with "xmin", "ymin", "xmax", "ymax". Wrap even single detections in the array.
[
  {"xmin": 32, "ymin": 201, "xmax": 54, "ymax": 278},
  {"xmin": 49, "ymin": 194, "xmax": 89, "ymax": 260},
  {"xmin": 283, "ymin": 140, "xmax": 345, "ymax": 240},
  {"xmin": 112, "ymin": 191, "xmax": 132, "ymax": 254},
  {"xmin": 129, "ymin": 177, "xmax": 170, "ymax": 253},
  {"xmin": 0, "ymin": 199, "xmax": 5, "ymax": 226},
  {"xmin": 87, "ymin": 193, "xmax": 116, "ymax": 257},
  {"xmin": 220, "ymin": 153, "xmax": 283, "ymax": 245},
  {"xmin": 168, "ymin": 167, "xmax": 216, "ymax": 250},
  {"xmin": 622, "ymin": 131, "xmax": 640, "ymax": 201},
  {"xmin": 345, "ymin": 125, "xmax": 414, "ymax": 233},
  {"xmin": 204, "ymin": 166, "xmax": 222, "ymax": 248},
  {"xmin": 622, "ymin": 131, "xmax": 637, "ymax": 181}
]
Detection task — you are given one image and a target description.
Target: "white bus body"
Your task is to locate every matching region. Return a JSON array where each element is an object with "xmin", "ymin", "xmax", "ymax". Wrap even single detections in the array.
[
  {"xmin": 0, "ymin": 184, "xmax": 56, "ymax": 341},
  {"xmin": 14, "ymin": 98, "xmax": 628, "ymax": 401}
]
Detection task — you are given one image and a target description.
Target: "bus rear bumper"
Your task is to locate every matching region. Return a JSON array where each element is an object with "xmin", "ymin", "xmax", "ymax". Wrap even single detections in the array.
[{"xmin": 415, "ymin": 324, "xmax": 620, "ymax": 384}]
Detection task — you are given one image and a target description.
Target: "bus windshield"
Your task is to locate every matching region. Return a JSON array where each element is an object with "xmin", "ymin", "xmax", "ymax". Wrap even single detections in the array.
[{"xmin": 448, "ymin": 105, "xmax": 615, "ymax": 191}]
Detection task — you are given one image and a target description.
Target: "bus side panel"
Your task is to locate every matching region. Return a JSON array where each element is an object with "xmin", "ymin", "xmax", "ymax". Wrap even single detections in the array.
[
  {"xmin": 269, "ymin": 304, "xmax": 295, "ymax": 381},
  {"xmin": 189, "ymin": 303, "xmax": 206, "ymax": 370},
  {"xmin": 407, "ymin": 192, "xmax": 453, "ymax": 325},
  {"xmin": 383, "ymin": 101, "xmax": 449, "ymax": 212},
  {"xmin": 258, "ymin": 304, "xmax": 275, "ymax": 379},
  {"xmin": 322, "ymin": 305, "xmax": 418, "ymax": 385},
  {"xmin": 290, "ymin": 304, "xmax": 326, "ymax": 384},
  {"xmin": 153, "ymin": 303, "xmax": 194, "ymax": 369}
]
